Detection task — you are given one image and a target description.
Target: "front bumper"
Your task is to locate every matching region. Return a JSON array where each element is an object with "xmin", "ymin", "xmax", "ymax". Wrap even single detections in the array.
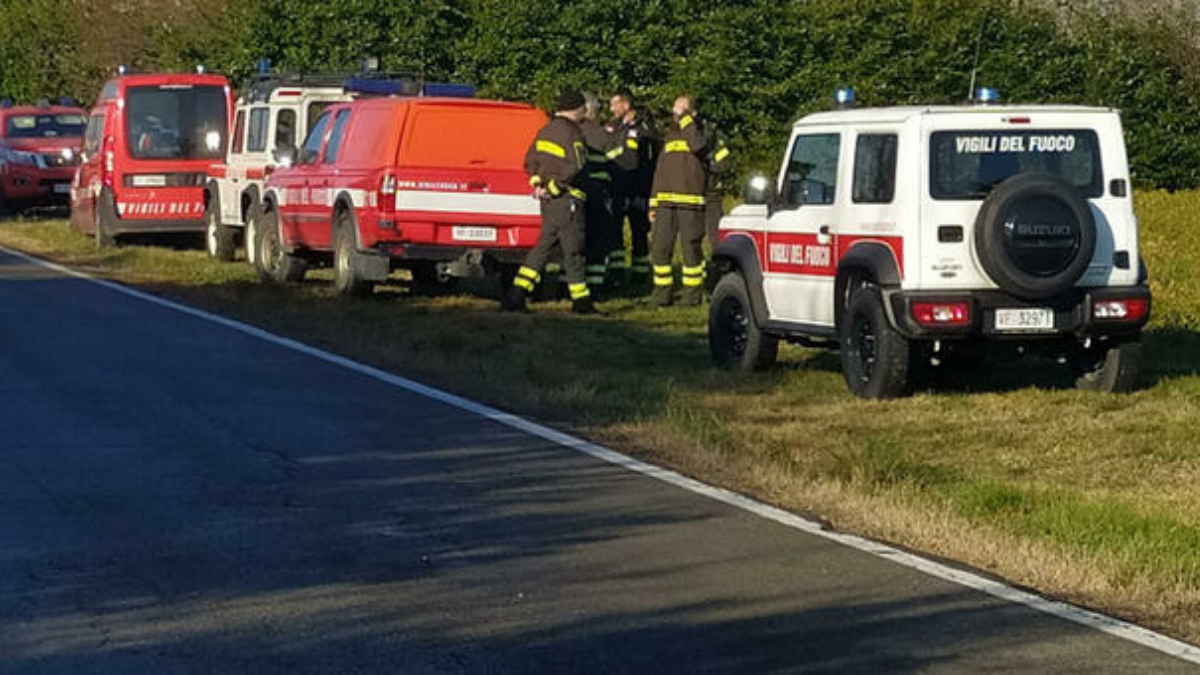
[
  {"xmin": 884, "ymin": 286, "xmax": 1151, "ymax": 340},
  {"xmin": 1, "ymin": 168, "xmax": 74, "ymax": 205}
]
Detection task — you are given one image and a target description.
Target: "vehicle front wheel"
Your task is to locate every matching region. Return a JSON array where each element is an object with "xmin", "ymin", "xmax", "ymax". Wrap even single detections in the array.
[
  {"xmin": 256, "ymin": 209, "xmax": 307, "ymax": 284},
  {"xmin": 332, "ymin": 213, "xmax": 374, "ymax": 298},
  {"xmin": 1074, "ymin": 341, "xmax": 1140, "ymax": 393},
  {"xmin": 839, "ymin": 285, "xmax": 911, "ymax": 399},
  {"xmin": 205, "ymin": 195, "xmax": 236, "ymax": 261},
  {"xmin": 708, "ymin": 271, "xmax": 778, "ymax": 371},
  {"xmin": 244, "ymin": 205, "xmax": 261, "ymax": 268}
]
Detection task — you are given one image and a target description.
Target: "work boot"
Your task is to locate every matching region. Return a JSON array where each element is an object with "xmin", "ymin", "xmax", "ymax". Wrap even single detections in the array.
[
  {"xmin": 680, "ymin": 286, "xmax": 703, "ymax": 306},
  {"xmin": 650, "ymin": 285, "xmax": 673, "ymax": 307},
  {"xmin": 501, "ymin": 286, "xmax": 528, "ymax": 312},
  {"xmin": 572, "ymin": 296, "xmax": 598, "ymax": 315}
]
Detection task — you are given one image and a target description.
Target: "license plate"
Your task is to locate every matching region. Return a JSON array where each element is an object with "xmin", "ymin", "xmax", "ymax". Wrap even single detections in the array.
[
  {"xmin": 53, "ymin": 183, "xmax": 71, "ymax": 194},
  {"xmin": 452, "ymin": 226, "xmax": 496, "ymax": 242},
  {"xmin": 130, "ymin": 175, "xmax": 166, "ymax": 188},
  {"xmin": 995, "ymin": 308, "xmax": 1054, "ymax": 332}
]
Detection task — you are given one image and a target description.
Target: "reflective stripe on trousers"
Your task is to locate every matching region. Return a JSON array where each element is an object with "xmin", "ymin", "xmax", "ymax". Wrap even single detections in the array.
[{"xmin": 653, "ymin": 264, "xmax": 673, "ymax": 287}]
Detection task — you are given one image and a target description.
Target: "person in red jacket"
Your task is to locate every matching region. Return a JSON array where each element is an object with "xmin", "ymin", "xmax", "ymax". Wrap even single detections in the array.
[
  {"xmin": 504, "ymin": 89, "xmax": 596, "ymax": 314},
  {"xmin": 649, "ymin": 95, "xmax": 709, "ymax": 307}
]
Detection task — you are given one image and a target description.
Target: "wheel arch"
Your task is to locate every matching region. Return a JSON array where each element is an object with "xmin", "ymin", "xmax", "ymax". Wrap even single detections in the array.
[
  {"xmin": 712, "ymin": 233, "xmax": 771, "ymax": 328},
  {"xmin": 332, "ymin": 192, "xmax": 364, "ymax": 249},
  {"xmin": 835, "ymin": 242, "xmax": 902, "ymax": 328}
]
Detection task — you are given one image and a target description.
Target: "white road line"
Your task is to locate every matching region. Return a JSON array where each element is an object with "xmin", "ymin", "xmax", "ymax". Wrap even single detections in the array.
[{"xmin": 6, "ymin": 246, "xmax": 1199, "ymax": 666}]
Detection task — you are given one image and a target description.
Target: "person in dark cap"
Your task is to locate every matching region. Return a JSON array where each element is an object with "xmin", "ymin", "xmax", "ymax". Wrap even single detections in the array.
[{"xmin": 503, "ymin": 89, "xmax": 596, "ymax": 314}]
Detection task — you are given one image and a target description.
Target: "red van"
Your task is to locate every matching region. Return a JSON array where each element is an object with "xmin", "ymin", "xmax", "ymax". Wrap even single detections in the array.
[
  {"xmin": 257, "ymin": 89, "xmax": 547, "ymax": 296},
  {"xmin": 70, "ymin": 72, "xmax": 232, "ymax": 245},
  {"xmin": 0, "ymin": 101, "xmax": 85, "ymax": 213}
]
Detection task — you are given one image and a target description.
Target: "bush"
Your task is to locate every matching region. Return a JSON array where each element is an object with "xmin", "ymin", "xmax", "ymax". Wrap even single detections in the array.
[{"xmin": 5, "ymin": 0, "xmax": 1200, "ymax": 190}]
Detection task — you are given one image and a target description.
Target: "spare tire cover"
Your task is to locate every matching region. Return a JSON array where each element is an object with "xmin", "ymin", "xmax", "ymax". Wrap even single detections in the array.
[{"xmin": 973, "ymin": 173, "xmax": 1097, "ymax": 300}]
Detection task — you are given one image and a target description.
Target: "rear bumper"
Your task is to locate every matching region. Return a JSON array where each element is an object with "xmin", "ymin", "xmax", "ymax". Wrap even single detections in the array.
[
  {"xmin": 884, "ymin": 286, "xmax": 1150, "ymax": 340},
  {"xmin": 376, "ymin": 243, "xmax": 530, "ymax": 267}
]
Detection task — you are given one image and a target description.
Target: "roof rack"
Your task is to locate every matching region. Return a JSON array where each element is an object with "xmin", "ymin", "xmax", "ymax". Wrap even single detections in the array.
[{"xmin": 243, "ymin": 72, "xmax": 353, "ymax": 103}]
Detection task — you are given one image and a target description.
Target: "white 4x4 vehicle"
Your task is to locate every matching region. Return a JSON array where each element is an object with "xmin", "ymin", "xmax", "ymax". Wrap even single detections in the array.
[
  {"xmin": 205, "ymin": 74, "xmax": 352, "ymax": 262},
  {"xmin": 709, "ymin": 99, "xmax": 1150, "ymax": 398}
]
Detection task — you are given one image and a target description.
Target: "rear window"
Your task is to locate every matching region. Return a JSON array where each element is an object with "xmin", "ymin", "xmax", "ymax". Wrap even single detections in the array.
[
  {"xmin": 6, "ymin": 114, "xmax": 85, "ymax": 138},
  {"xmin": 125, "ymin": 85, "xmax": 228, "ymax": 161},
  {"xmin": 402, "ymin": 106, "xmax": 544, "ymax": 168},
  {"xmin": 930, "ymin": 129, "xmax": 1102, "ymax": 200}
]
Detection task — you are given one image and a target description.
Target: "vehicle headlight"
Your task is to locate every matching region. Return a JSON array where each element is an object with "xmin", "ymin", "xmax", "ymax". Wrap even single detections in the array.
[
  {"xmin": 61, "ymin": 147, "xmax": 75, "ymax": 163},
  {"xmin": 2, "ymin": 148, "xmax": 43, "ymax": 167}
]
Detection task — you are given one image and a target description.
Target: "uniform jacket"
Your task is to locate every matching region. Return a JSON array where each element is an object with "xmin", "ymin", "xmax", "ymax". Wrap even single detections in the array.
[
  {"xmin": 702, "ymin": 122, "xmax": 732, "ymax": 194},
  {"xmin": 650, "ymin": 113, "xmax": 708, "ymax": 209},
  {"xmin": 609, "ymin": 113, "xmax": 658, "ymax": 198},
  {"xmin": 525, "ymin": 115, "xmax": 586, "ymax": 200},
  {"xmin": 580, "ymin": 119, "xmax": 622, "ymax": 195}
]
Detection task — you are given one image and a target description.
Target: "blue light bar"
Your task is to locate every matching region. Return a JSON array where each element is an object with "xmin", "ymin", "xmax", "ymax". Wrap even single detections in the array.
[
  {"xmin": 834, "ymin": 86, "xmax": 856, "ymax": 107},
  {"xmin": 344, "ymin": 77, "xmax": 410, "ymax": 96},
  {"xmin": 59, "ymin": 96, "xmax": 76, "ymax": 107},
  {"xmin": 0, "ymin": 98, "xmax": 12, "ymax": 108},
  {"xmin": 975, "ymin": 87, "xmax": 1001, "ymax": 104},
  {"xmin": 256, "ymin": 57, "xmax": 271, "ymax": 75},
  {"xmin": 422, "ymin": 82, "xmax": 476, "ymax": 98}
]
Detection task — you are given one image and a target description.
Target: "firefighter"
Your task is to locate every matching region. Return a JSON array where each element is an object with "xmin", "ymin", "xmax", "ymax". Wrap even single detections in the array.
[
  {"xmin": 648, "ymin": 95, "xmax": 708, "ymax": 307},
  {"xmin": 608, "ymin": 88, "xmax": 658, "ymax": 289},
  {"xmin": 702, "ymin": 121, "xmax": 732, "ymax": 258},
  {"xmin": 580, "ymin": 92, "xmax": 623, "ymax": 295},
  {"xmin": 503, "ymin": 90, "xmax": 595, "ymax": 314}
]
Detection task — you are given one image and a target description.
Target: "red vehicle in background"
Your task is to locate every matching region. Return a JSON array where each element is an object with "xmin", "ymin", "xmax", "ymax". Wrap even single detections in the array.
[
  {"xmin": 70, "ymin": 70, "xmax": 232, "ymax": 246},
  {"xmin": 0, "ymin": 99, "xmax": 86, "ymax": 214},
  {"xmin": 257, "ymin": 79, "xmax": 548, "ymax": 296}
]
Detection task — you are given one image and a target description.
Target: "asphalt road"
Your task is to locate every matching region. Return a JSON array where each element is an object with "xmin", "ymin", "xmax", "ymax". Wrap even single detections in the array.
[{"xmin": 0, "ymin": 249, "xmax": 1195, "ymax": 674}]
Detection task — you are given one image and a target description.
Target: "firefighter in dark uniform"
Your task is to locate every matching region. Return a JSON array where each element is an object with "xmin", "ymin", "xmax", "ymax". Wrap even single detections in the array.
[
  {"xmin": 608, "ymin": 89, "xmax": 658, "ymax": 288},
  {"xmin": 580, "ymin": 92, "xmax": 623, "ymax": 294},
  {"xmin": 649, "ymin": 95, "xmax": 708, "ymax": 307},
  {"xmin": 503, "ymin": 90, "xmax": 596, "ymax": 314},
  {"xmin": 702, "ymin": 122, "xmax": 732, "ymax": 255}
]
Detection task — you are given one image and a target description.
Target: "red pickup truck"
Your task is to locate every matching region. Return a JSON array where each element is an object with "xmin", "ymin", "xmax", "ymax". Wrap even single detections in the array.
[
  {"xmin": 257, "ymin": 83, "xmax": 548, "ymax": 297},
  {"xmin": 0, "ymin": 100, "xmax": 85, "ymax": 214}
]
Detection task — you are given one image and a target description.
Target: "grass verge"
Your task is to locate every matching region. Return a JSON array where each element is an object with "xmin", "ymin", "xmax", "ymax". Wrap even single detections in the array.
[{"xmin": 4, "ymin": 198, "xmax": 1200, "ymax": 642}]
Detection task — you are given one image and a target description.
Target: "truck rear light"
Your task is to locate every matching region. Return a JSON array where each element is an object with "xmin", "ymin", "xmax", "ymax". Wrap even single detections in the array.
[
  {"xmin": 1093, "ymin": 298, "xmax": 1148, "ymax": 322},
  {"xmin": 103, "ymin": 150, "xmax": 115, "ymax": 188},
  {"xmin": 379, "ymin": 172, "xmax": 397, "ymax": 211},
  {"xmin": 912, "ymin": 301, "xmax": 970, "ymax": 327}
]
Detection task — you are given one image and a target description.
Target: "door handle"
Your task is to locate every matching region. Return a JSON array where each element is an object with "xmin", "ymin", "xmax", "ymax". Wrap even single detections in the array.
[{"xmin": 817, "ymin": 225, "xmax": 832, "ymax": 245}]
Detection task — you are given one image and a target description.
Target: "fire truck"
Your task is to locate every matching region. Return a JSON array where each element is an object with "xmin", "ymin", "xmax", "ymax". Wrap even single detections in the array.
[
  {"xmin": 71, "ymin": 69, "xmax": 232, "ymax": 246},
  {"xmin": 257, "ymin": 78, "xmax": 548, "ymax": 297},
  {"xmin": 0, "ymin": 99, "xmax": 85, "ymax": 214},
  {"xmin": 205, "ymin": 73, "xmax": 353, "ymax": 262}
]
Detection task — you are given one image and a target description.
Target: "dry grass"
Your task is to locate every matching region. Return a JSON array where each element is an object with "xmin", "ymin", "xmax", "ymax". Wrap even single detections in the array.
[{"xmin": 3, "ymin": 192, "xmax": 1200, "ymax": 642}]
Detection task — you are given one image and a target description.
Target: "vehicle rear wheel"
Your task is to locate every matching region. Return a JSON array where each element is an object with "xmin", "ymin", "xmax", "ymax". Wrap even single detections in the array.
[
  {"xmin": 256, "ymin": 208, "xmax": 307, "ymax": 284},
  {"xmin": 839, "ymin": 285, "xmax": 911, "ymax": 399},
  {"xmin": 332, "ymin": 213, "xmax": 374, "ymax": 298},
  {"xmin": 205, "ymin": 194, "xmax": 236, "ymax": 261},
  {"xmin": 708, "ymin": 272, "xmax": 777, "ymax": 371},
  {"xmin": 94, "ymin": 191, "xmax": 116, "ymax": 250},
  {"xmin": 1074, "ymin": 341, "xmax": 1140, "ymax": 393},
  {"xmin": 244, "ymin": 204, "xmax": 261, "ymax": 268}
]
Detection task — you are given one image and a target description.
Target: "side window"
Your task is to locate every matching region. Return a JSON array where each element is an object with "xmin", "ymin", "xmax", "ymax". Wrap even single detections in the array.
[
  {"xmin": 247, "ymin": 107, "xmax": 269, "ymax": 153},
  {"xmin": 783, "ymin": 133, "xmax": 840, "ymax": 207},
  {"xmin": 83, "ymin": 113, "xmax": 105, "ymax": 154},
  {"xmin": 230, "ymin": 110, "xmax": 246, "ymax": 155},
  {"xmin": 275, "ymin": 109, "xmax": 296, "ymax": 150},
  {"xmin": 299, "ymin": 111, "xmax": 331, "ymax": 165},
  {"xmin": 852, "ymin": 134, "xmax": 898, "ymax": 204},
  {"xmin": 307, "ymin": 102, "xmax": 332, "ymax": 134},
  {"xmin": 323, "ymin": 110, "xmax": 352, "ymax": 165}
]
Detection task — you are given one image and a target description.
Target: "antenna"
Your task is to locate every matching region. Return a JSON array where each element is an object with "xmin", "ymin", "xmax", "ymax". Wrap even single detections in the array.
[{"xmin": 967, "ymin": 11, "xmax": 989, "ymax": 102}]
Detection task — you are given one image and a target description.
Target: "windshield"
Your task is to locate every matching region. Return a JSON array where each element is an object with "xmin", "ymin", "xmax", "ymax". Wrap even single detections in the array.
[
  {"xmin": 6, "ymin": 114, "xmax": 85, "ymax": 139},
  {"xmin": 125, "ymin": 85, "xmax": 228, "ymax": 161},
  {"xmin": 930, "ymin": 129, "xmax": 1103, "ymax": 200}
]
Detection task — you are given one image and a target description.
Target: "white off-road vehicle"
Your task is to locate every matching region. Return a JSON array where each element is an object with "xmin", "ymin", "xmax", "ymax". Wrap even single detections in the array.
[
  {"xmin": 204, "ymin": 74, "xmax": 352, "ymax": 262},
  {"xmin": 709, "ymin": 92, "xmax": 1150, "ymax": 398}
]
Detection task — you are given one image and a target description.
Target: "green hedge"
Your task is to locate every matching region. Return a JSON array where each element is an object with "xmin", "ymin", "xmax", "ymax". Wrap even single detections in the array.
[{"xmin": 5, "ymin": 0, "xmax": 1200, "ymax": 190}]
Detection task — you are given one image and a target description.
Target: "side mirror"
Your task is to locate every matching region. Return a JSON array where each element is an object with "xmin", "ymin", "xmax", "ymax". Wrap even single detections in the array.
[
  {"xmin": 744, "ymin": 175, "xmax": 776, "ymax": 206},
  {"xmin": 273, "ymin": 144, "xmax": 298, "ymax": 168}
]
